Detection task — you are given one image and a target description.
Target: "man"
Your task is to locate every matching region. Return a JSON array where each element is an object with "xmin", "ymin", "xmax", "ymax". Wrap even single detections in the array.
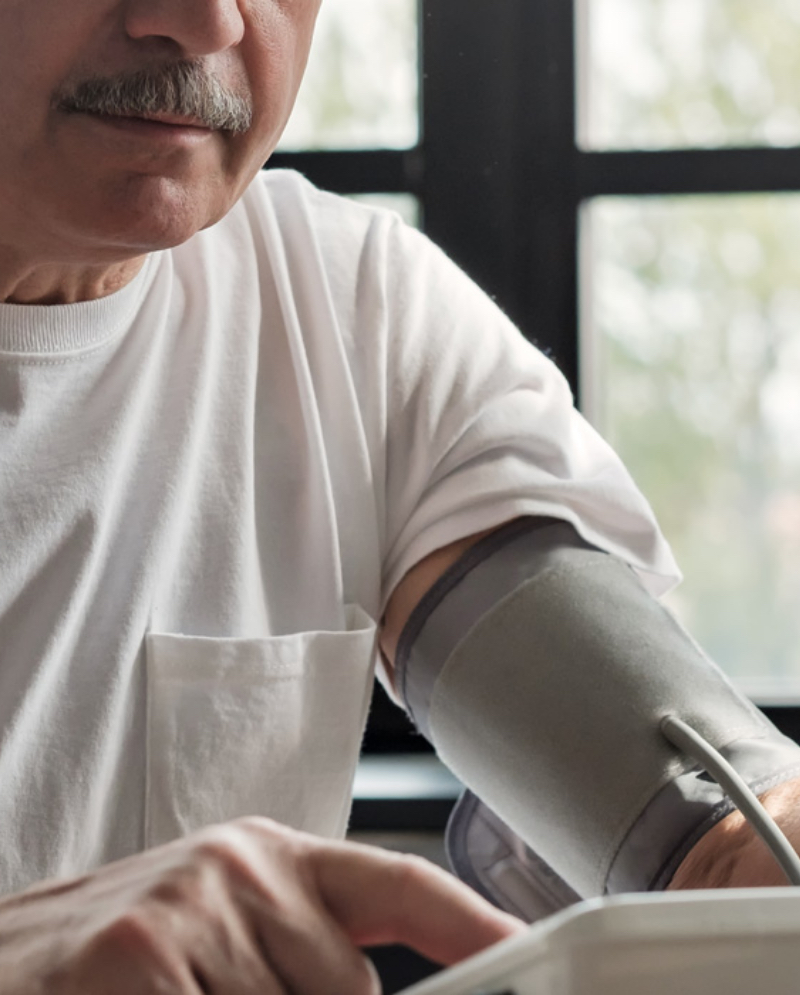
[{"xmin": 2, "ymin": 0, "xmax": 800, "ymax": 991}]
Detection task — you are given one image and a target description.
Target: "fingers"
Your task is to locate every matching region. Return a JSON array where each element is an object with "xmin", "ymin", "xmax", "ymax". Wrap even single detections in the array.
[
  {"xmin": 177, "ymin": 821, "xmax": 382, "ymax": 995},
  {"xmin": 206, "ymin": 817, "xmax": 521, "ymax": 978},
  {"xmin": 179, "ymin": 900, "xmax": 287, "ymax": 995},
  {"xmin": 307, "ymin": 836, "xmax": 525, "ymax": 965},
  {"xmin": 251, "ymin": 908, "xmax": 382, "ymax": 995},
  {"xmin": 50, "ymin": 816, "xmax": 520, "ymax": 995},
  {"xmin": 64, "ymin": 910, "xmax": 209, "ymax": 995}
]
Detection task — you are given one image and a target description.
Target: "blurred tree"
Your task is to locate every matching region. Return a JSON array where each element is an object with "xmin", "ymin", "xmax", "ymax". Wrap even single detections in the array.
[
  {"xmin": 592, "ymin": 193, "xmax": 800, "ymax": 681},
  {"xmin": 278, "ymin": 0, "xmax": 418, "ymax": 151},
  {"xmin": 586, "ymin": 0, "xmax": 800, "ymax": 149},
  {"xmin": 586, "ymin": 2, "xmax": 800, "ymax": 684}
]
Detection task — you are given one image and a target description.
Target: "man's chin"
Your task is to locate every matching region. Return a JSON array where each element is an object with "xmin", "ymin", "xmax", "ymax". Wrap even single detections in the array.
[{"xmin": 82, "ymin": 175, "xmax": 235, "ymax": 255}]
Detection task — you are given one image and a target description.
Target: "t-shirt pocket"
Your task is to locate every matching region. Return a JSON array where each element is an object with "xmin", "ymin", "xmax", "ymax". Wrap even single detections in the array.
[{"xmin": 144, "ymin": 605, "xmax": 377, "ymax": 849}]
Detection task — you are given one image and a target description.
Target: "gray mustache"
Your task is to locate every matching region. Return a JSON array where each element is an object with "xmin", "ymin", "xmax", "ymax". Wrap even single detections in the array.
[{"xmin": 56, "ymin": 61, "xmax": 253, "ymax": 134}]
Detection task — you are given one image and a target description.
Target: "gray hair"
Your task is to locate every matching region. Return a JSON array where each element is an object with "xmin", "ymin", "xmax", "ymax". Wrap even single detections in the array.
[{"xmin": 55, "ymin": 61, "xmax": 253, "ymax": 134}]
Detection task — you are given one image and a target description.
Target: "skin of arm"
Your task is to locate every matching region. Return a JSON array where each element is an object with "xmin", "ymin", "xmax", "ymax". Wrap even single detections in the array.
[{"xmin": 379, "ymin": 517, "xmax": 800, "ymax": 892}]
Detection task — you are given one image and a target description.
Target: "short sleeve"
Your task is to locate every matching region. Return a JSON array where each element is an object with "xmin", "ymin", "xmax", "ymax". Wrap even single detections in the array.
[{"xmin": 375, "ymin": 218, "xmax": 680, "ymax": 607}]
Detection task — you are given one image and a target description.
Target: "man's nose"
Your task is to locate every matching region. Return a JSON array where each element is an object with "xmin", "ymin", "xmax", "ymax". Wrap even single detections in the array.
[{"xmin": 124, "ymin": 0, "xmax": 245, "ymax": 56}]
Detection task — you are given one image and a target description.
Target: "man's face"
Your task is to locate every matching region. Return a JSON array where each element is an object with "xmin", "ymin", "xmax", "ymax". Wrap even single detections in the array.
[{"xmin": 0, "ymin": 0, "xmax": 322, "ymax": 265}]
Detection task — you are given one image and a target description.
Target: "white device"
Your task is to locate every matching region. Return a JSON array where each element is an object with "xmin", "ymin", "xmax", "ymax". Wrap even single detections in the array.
[{"xmin": 399, "ymin": 889, "xmax": 800, "ymax": 995}]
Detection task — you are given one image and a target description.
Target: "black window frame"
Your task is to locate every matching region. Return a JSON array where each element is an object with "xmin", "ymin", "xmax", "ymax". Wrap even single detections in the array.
[{"xmin": 270, "ymin": 0, "xmax": 800, "ymax": 748}]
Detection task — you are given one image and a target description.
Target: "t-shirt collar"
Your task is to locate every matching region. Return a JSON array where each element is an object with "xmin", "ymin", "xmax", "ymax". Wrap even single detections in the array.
[{"xmin": 0, "ymin": 253, "xmax": 159, "ymax": 356}]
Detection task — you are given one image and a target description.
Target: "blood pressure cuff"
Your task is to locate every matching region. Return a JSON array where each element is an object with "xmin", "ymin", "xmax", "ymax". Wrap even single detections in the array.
[{"xmin": 395, "ymin": 517, "xmax": 800, "ymax": 918}]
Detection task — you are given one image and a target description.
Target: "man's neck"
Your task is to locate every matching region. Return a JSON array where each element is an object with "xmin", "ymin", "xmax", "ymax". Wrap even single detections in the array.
[{"xmin": 0, "ymin": 254, "xmax": 147, "ymax": 305}]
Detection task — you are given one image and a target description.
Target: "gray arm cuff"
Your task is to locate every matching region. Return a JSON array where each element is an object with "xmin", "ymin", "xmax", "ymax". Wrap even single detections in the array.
[{"xmin": 396, "ymin": 518, "xmax": 800, "ymax": 911}]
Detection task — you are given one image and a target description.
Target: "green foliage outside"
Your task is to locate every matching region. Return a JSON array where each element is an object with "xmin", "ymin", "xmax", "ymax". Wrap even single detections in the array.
[
  {"xmin": 586, "ymin": 0, "xmax": 800, "ymax": 148},
  {"xmin": 588, "ymin": 1, "xmax": 800, "ymax": 684},
  {"xmin": 279, "ymin": 0, "xmax": 418, "ymax": 151}
]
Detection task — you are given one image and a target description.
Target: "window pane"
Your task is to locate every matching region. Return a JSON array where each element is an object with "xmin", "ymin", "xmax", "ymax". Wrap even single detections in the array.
[
  {"xmin": 579, "ymin": 0, "xmax": 800, "ymax": 150},
  {"xmin": 279, "ymin": 0, "xmax": 419, "ymax": 151},
  {"xmin": 582, "ymin": 195, "xmax": 800, "ymax": 692}
]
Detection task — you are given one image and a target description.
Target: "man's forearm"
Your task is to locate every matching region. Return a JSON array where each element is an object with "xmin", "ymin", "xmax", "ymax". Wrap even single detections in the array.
[{"xmin": 668, "ymin": 776, "xmax": 800, "ymax": 890}]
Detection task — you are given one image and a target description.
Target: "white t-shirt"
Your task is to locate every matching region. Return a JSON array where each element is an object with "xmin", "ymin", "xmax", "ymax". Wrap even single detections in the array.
[{"xmin": 0, "ymin": 170, "xmax": 679, "ymax": 895}]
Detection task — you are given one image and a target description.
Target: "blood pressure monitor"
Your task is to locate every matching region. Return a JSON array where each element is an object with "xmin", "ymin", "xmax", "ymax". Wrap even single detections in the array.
[{"xmin": 399, "ymin": 890, "xmax": 800, "ymax": 995}]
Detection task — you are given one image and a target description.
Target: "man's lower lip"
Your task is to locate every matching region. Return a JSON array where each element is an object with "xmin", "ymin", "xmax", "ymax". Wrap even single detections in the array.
[{"xmin": 87, "ymin": 114, "xmax": 214, "ymax": 142}]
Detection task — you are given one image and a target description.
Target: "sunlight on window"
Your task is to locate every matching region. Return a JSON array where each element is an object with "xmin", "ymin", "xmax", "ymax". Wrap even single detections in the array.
[
  {"xmin": 279, "ymin": 0, "xmax": 419, "ymax": 151},
  {"xmin": 579, "ymin": 0, "xmax": 800, "ymax": 149},
  {"xmin": 582, "ymin": 195, "xmax": 800, "ymax": 691}
]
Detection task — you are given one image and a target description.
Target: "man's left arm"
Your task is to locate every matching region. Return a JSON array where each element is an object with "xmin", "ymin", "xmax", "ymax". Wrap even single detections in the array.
[{"xmin": 379, "ymin": 517, "xmax": 800, "ymax": 895}]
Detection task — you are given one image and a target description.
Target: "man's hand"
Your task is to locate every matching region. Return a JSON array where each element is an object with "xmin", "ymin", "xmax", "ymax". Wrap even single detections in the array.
[
  {"xmin": 668, "ymin": 775, "xmax": 800, "ymax": 890},
  {"xmin": 0, "ymin": 817, "xmax": 523, "ymax": 994}
]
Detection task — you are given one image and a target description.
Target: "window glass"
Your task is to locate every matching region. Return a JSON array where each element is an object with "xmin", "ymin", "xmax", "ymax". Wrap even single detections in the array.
[
  {"xmin": 279, "ymin": 0, "xmax": 419, "ymax": 151},
  {"xmin": 582, "ymin": 194, "xmax": 800, "ymax": 693},
  {"xmin": 579, "ymin": 0, "xmax": 800, "ymax": 150}
]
